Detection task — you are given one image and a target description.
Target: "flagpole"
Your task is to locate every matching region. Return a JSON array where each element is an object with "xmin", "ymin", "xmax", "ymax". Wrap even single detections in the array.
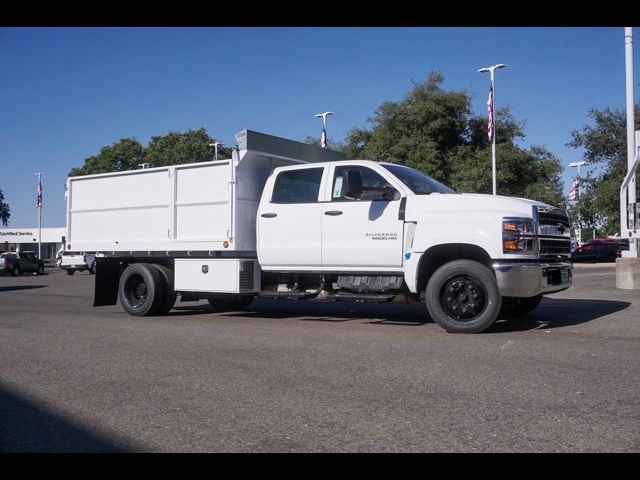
[{"xmin": 491, "ymin": 69, "xmax": 497, "ymax": 196}]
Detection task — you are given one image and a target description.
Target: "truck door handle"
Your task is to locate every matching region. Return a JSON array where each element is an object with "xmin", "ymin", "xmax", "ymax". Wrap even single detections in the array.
[
  {"xmin": 261, "ymin": 213, "xmax": 278, "ymax": 218},
  {"xmin": 324, "ymin": 210, "xmax": 343, "ymax": 216}
]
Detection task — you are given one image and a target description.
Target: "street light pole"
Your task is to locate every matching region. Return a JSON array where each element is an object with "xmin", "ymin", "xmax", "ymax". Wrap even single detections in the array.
[
  {"xmin": 478, "ymin": 64, "xmax": 508, "ymax": 195},
  {"xmin": 36, "ymin": 172, "xmax": 42, "ymax": 260},
  {"xmin": 315, "ymin": 112, "xmax": 334, "ymax": 148},
  {"xmin": 209, "ymin": 142, "xmax": 223, "ymax": 161},
  {"xmin": 569, "ymin": 161, "xmax": 587, "ymax": 246}
]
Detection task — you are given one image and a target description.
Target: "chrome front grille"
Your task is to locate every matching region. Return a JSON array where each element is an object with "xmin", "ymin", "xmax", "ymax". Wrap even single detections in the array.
[{"xmin": 535, "ymin": 206, "xmax": 572, "ymax": 260}]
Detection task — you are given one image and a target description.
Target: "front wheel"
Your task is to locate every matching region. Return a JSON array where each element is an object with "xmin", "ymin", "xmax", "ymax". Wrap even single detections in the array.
[
  {"xmin": 425, "ymin": 260, "xmax": 501, "ymax": 333},
  {"xmin": 66, "ymin": 269, "xmax": 75, "ymax": 276},
  {"xmin": 36, "ymin": 264, "xmax": 45, "ymax": 275},
  {"xmin": 11, "ymin": 266, "xmax": 20, "ymax": 277}
]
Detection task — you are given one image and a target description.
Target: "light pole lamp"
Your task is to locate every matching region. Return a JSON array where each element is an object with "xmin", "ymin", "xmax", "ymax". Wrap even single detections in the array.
[
  {"xmin": 569, "ymin": 161, "xmax": 586, "ymax": 177},
  {"xmin": 478, "ymin": 64, "xmax": 508, "ymax": 195},
  {"xmin": 314, "ymin": 112, "xmax": 334, "ymax": 148}
]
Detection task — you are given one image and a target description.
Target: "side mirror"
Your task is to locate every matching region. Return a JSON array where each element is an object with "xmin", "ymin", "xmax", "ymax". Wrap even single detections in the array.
[
  {"xmin": 382, "ymin": 187, "xmax": 401, "ymax": 201},
  {"xmin": 343, "ymin": 169, "xmax": 363, "ymax": 199}
]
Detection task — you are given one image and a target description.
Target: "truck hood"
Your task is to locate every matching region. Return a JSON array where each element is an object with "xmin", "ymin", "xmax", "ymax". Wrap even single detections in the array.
[{"xmin": 405, "ymin": 193, "xmax": 552, "ymax": 219}]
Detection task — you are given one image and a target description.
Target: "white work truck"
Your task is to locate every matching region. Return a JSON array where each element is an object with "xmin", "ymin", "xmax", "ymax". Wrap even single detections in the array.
[
  {"xmin": 59, "ymin": 251, "xmax": 96, "ymax": 275},
  {"xmin": 66, "ymin": 130, "xmax": 572, "ymax": 333}
]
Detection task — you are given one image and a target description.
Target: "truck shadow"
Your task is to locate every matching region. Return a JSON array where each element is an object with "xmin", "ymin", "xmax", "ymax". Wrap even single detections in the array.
[
  {"xmin": 0, "ymin": 285, "xmax": 47, "ymax": 292},
  {"xmin": 0, "ymin": 383, "xmax": 137, "ymax": 453},
  {"xmin": 173, "ymin": 299, "xmax": 428, "ymax": 324},
  {"xmin": 172, "ymin": 297, "xmax": 631, "ymax": 332},
  {"xmin": 488, "ymin": 298, "xmax": 631, "ymax": 333}
]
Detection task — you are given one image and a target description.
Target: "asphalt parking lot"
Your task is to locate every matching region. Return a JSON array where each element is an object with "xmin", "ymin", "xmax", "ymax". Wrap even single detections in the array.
[{"xmin": 0, "ymin": 263, "xmax": 638, "ymax": 452}]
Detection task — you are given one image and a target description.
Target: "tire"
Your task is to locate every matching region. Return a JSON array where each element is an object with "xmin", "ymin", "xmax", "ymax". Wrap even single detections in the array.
[
  {"xmin": 36, "ymin": 264, "xmax": 45, "ymax": 275},
  {"xmin": 425, "ymin": 259, "xmax": 501, "ymax": 333},
  {"xmin": 11, "ymin": 266, "xmax": 20, "ymax": 277},
  {"xmin": 500, "ymin": 295, "xmax": 542, "ymax": 318},
  {"xmin": 66, "ymin": 269, "xmax": 75, "ymax": 276},
  {"xmin": 118, "ymin": 263, "xmax": 166, "ymax": 316},
  {"xmin": 207, "ymin": 294, "xmax": 254, "ymax": 312},
  {"xmin": 150, "ymin": 264, "xmax": 177, "ymax": 315}
]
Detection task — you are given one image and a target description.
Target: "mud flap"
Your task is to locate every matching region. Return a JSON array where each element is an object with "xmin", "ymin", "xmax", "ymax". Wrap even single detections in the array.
[{"xmin": 93, "ymin": 258, "xmax": 121, "ymax": 306}]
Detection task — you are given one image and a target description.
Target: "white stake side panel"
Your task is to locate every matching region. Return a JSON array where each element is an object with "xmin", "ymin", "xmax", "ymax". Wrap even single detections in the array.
[{"xmin": 67, "ymin": 161, "xmax": 234, "ymax": 253}]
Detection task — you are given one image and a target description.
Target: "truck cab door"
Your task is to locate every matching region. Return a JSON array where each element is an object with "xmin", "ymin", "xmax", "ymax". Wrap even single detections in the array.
[
  {"xmin": 322, "ymin": 165, "xmax": 404, "ymax": 269},
  {"xmin": 257, "ymin": 165, "xmax": 327, "ymax": 269}
]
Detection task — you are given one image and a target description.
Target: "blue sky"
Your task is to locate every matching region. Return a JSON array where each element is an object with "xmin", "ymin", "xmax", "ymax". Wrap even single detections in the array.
[{"xmin": 0, "ymin": 27, "xmax": 637, "ymax": 227}]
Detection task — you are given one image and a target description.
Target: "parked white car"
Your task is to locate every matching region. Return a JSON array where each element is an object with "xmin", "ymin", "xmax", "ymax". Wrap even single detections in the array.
[{"xmin": 60, "ymin": 251, "xmax": 96, "ymax": 275}]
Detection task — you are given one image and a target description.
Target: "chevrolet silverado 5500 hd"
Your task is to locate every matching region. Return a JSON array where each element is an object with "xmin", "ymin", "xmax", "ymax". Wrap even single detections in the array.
[{"xmin": 66, "ymin": 130, "xmax": 572, "ymax": 333}]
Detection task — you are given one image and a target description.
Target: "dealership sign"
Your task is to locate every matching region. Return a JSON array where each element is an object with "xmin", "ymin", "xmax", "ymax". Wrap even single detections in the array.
[{"xmin": 0, "ymin": 227, "xmax": 66, "ymax": 243}]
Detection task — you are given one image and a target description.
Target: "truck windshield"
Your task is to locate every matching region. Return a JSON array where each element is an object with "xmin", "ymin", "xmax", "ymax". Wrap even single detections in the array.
[{"xmin": 381, "ymin": 164, "xmax": 455, "ymax": 195}]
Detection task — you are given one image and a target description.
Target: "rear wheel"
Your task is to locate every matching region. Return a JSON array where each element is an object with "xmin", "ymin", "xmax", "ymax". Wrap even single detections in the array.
[
  {"xmin": 425, "ymin": 260, "xmax": 501, "ymax": 333},
  {"xmin": 36, "ymin": 264, "xmax": 44, "ymax": 275},
  {"xmin": 66, "ymin": 269, "xmax": 75, "ymax": 275},
  {"xmin": 150, "ymin": 264, "xmax": 177, "ymax": 315},
  {"xmin": 207, "ymin": 294, "xmax": 254, "ymax": 312},
  {"xmin": 11, "ymin": 266, "xmax": 20, "ymax": 277},
  {"xmin": 118, "ymin": 263, "xmax": 165, "ymax": 316}
]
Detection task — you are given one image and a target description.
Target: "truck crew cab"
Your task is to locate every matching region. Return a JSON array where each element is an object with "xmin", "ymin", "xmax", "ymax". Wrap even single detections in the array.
[{"xmin": 66, "ymin": 130, "xmax": 572, "ymax": 333}]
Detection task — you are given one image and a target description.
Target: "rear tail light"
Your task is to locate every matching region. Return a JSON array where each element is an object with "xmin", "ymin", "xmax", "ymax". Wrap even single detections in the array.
[
  {"xmin": 3, "ymin": 259, "xmax": 7, "ymax": 268},
  {"xmin": 83, "ymin": 255, "xmax": 87, "ymax": 264}
]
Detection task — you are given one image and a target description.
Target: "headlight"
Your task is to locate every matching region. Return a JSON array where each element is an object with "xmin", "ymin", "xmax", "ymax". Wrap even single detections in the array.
[{"xmin": 503, "ymin": 218, "xmax": 536, "ymax": 254}]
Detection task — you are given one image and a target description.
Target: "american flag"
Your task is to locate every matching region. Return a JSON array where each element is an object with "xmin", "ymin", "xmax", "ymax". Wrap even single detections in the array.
[
  {"xmin": 37, "ymin": 175, "xmax": 43, "ymax": 210},
  {"xmin": 487, "ymin": 85, "xmax": 494, "ymax": 142},
  {"xmin": 569, "ymin": 179, "xmax": 578, "ymax": 201},
  {"xmin": 320, "ymin": 124, "xmax": 327, "ymax": 148}
]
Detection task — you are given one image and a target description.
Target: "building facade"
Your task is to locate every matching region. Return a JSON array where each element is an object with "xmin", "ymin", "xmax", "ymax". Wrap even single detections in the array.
[{"xmin": 0, "ymin": 227, "xmax": 66, "ymax": 259}]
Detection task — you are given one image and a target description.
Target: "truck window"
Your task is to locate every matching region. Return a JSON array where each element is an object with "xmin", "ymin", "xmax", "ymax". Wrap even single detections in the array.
[
  {"xmin": 332, "ymin": 166, "xmax": 394, "ymax": 201},
  {"xmin": 271, "ymin": 168, "xmax": 324, "ymax": 204},
  {"xmin": 381, "ymin": 164, "xmax": 455, "ymax": 194}
]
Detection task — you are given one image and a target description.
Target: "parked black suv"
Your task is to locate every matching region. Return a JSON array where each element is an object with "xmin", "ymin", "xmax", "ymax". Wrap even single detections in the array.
[{"xmin": 1, "ymin": 251, "xmax": 45, "ymax": 276}]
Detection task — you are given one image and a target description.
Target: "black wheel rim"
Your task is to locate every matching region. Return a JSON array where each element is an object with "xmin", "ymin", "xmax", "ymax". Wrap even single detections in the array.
[
  {"xmin": 125, "ymin": 274, "xmax": 148, "ymax": 308},
  {"xmin": 440, "ymin": 275, "xmax": 487, "ymax": 321}
]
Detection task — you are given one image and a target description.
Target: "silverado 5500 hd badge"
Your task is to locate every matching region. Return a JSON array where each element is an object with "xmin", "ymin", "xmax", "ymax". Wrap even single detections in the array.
[{"xmin": 366, "ymin": 233, "xmax": 399, "ymax": 240}]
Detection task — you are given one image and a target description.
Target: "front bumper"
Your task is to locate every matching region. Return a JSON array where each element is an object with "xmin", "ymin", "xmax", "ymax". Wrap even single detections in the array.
[{"xmin": 492, "ymin": 261, "xmax": 572, "ymax": 298}]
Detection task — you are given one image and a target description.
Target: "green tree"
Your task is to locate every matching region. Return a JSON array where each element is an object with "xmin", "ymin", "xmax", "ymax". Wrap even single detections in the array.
[
  {"xmin": 68, "ymin": 128, "xmax": 230, "ymax": 177},
  {"xmin": 342, "ymin": 71, "xmax": 564, "ymax": 206},
  {"xmin": 567, "ymin": 174, "xmax": 602, "ymax": 240},
  {"xmin": 0, "ymin": 189, "xmax": 10, "ymax": 226},
  {"xmin": 145, "ymin": 128, "xmax": 230, "ymax": 167},
  {"xmin": 344, "ymin": 71, "xmax": 470, "ymax": 181},
  {"xmin": 568, "ymin": 105, "xmax": 640, "ymax": 235},
  {"xmin": 69, "ymin": 138, "xmax": 145, "ymax": 177}
]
